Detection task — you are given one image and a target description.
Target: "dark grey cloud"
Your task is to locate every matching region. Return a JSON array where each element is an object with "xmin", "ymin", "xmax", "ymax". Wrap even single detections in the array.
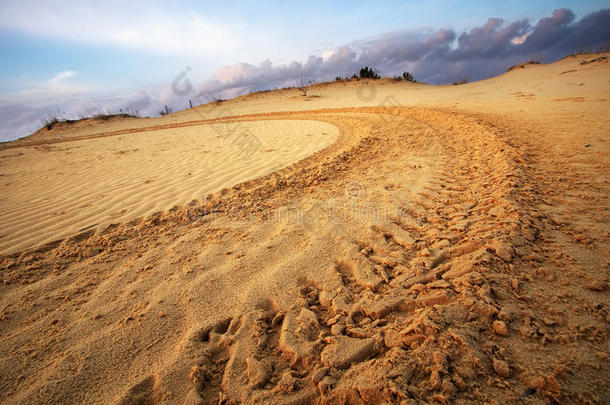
[
  {"xmin": 452, "ymin": 18, "xmax": 530, "ymax": 59},
  {"xmin": 529, "ymin": 8, "xmax": 610, "ymax": 57},
  {"xmin": 196, "ymin": 7, "xmax": 610, "ymax": 98},
  {"xmin": 521, "ymin": 8, "xmax": 576, "ymax": 52}
]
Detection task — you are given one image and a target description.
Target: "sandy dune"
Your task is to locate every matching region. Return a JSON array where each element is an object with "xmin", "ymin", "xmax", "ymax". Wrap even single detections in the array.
[
  {"xmin": 0, "ymin": 120, "xmax": 337, "ymax": 254},
  {"xmin": 0, "ymin": 54, "xmax": 609, "ymax": 404}
]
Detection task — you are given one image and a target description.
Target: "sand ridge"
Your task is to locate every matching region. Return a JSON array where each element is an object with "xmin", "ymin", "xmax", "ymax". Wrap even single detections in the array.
[{"xmin": 0, "ymin": 54, "xmax": 609, "ymax": 404}]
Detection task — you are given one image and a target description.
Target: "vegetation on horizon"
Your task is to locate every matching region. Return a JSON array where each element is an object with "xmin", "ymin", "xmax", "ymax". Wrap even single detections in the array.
[
  {"xmin": 297, "ymin": 75, "xmax": 312, "ymax": 96},
  {"xmin": 40, "ymin": 114, "xmax": 62, "ymax": 131},
  {"xmin": 358, "ymin": 66, "xmax": 381, "ymax": 79},
  {"xmin": 394, "ymin": 71, "xmax": 416, "ymax": 82},
  {"xmin": 334, "ymin": 67, "xmax": 417, "ymax": 82},
  {"xmin": 39, "ymin": 108, "xmax": 141, "ymax": 131}
]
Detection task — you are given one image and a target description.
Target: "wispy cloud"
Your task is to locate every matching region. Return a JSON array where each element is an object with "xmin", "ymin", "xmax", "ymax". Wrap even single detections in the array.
[
  {"xmin": 3, "ymin": 70, "xmax": 96, "ymax": 103},
  {"xmin": 0, "ymin": 1, "xmax": 240, "ymax": 56},
  {"xmin": 47, "ymin": 70, "xmax": 76, "ymax": 87}
]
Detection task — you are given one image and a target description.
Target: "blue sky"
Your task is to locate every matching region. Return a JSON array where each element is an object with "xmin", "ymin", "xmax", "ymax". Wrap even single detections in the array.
[{"xmin": 0, "ymin": 0, "xmax": 609, "ymax": 141}]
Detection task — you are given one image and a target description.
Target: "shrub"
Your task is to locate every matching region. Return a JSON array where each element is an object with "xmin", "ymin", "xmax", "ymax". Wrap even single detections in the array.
[
  {"xmin": 40, "ymin": 114, "xmax": 61, "ymax": 130},
  {"xmin": 358, "ymin": 66, "xmax": 381, "ymax": 79},
  {"xmin": 402, "ymin": 71, "xmax": 416, "ymax": 82},
  {"xmin": 296, "ymin": 75, "xmax": 310, "ymax": 96},
  {"xmin": 94, "ymin": 111, "xmax": 140, "ymax": 120}
]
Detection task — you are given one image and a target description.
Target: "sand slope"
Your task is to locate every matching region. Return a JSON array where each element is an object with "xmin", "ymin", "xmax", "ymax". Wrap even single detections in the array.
[
  {"xmin": 0, "ymin": 54, "xmax": 609, "ymax": 404},
  {"xmin": 0, "ymin": 120, "xmax": 337, "ymax": 254}
]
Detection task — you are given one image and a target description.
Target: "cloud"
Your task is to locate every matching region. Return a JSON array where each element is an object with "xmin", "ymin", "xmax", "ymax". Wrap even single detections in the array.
[
  {"xmin": 191, "ymin": 7, "xmax": 610, "ymax": 99},
  {"xmin": 0, "ymin": 1, "xmax": 240, "ymax": 56},
  {"xmin": 0, "ymin": 69, "xmax": 165, "ymax": 142},
  {"xmin": 47, "ymin": 70, "xmax": 76, "ymax": 86},
  {"xmin": 4, "ymin": 70, "xmax": 96, "ymax": 103}
]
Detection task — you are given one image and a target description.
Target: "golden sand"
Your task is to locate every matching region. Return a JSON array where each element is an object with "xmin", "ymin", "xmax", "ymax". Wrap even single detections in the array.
[{"xmin": 0, "ymin": 54, "xmax": 608, "ymax": 403}]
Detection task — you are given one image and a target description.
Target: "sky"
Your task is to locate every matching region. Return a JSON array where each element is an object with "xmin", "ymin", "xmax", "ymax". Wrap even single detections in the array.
[{"xmin": 1, "ymin": 0, "xmax": 609, "ymax": 141}]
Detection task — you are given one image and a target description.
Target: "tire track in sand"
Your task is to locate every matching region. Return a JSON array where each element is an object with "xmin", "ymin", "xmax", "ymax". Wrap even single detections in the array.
[
  {"xmin": 176, "ymin": 107, "xmax": 536, "ymax": 404},
  {"xmin": 1, "ymin": 107, "xmax": 543, "ymax": 404}
]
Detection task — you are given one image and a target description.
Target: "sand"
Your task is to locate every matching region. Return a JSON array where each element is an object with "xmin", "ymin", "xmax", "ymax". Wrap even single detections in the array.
[
  {"xmin": 0, "ymin": 120, "xmax": 338, "ymax": 254},
  {"xmin": 0, "ymin": 54, "xmax": 608, "ymax": 404}
]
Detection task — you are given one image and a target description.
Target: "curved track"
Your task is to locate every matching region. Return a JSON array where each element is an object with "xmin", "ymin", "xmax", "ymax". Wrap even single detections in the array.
[{"xmin": 0, "ymin": 105, "xmax": 608, "ymax": 404}]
